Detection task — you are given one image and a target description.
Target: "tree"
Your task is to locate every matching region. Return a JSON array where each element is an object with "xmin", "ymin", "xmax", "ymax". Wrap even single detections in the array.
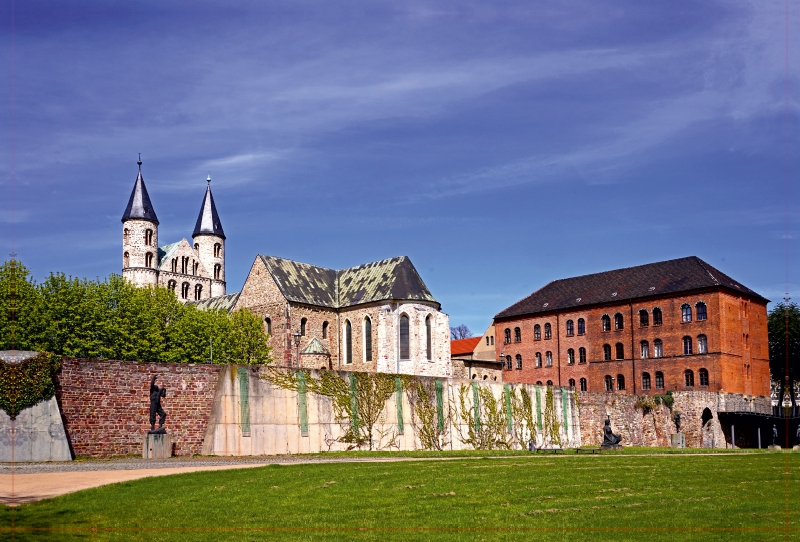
[
  {"xmin": 769, "ymin": 302, "xmax": 800, "ymax": 408},
  {"xmin": 450, "ymin": 324, "xmax": 473, "ymax": 340},
  {"xmin": 0, "ymin": 260, "xmax": 41, "ymax": 351},
  {"xmin": 224, "ymin": 308, "xmax": 273, "ymax": 365}
]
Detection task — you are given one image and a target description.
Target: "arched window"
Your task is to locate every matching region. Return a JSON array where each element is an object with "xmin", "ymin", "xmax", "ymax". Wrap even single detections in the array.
[
  {"xmin": 642, "ymin": 372, "xmax": 651, "ymax": 390},
  {"xmin": 171, "ymin": 258, "xmax": 177, "ymax": 272},
  {"xmin": 490, "ymin": 336, "xmax": 494, "ymax": 345},
  {"xmin": 181, "ymin": 282, "xmax": 189, "ymax": 299},
  {"xmin": 615, "ymin": 343, "xmax": 624, "ymax": 360},
  {"xmin": 123, "ymin": 228, "xmax": 129, "ymax": 243},
  {"xmin": 425, "ymin": 315, "xmax": 432, "ymax": 360},
  {"xmin": 535, "ymin": 352, "xmax": 542, "ymax": 368},
  {"xmin": 534, "ymin": 325, "xmax": 541, "ymax": 340},
  {"xmin": 214, "ymin": 264, "xmax": 221, "ymax": 280},
  {"xmin": 265, "ymin": 317, "xmax": 272, "ymax": 335},
  {"xmin": 399, "ymin": 314, "xmax": 410, "ymax": 360},
  {"xmin": 566, "ymin": 320, "xmax": 574, "ymax": 336},
  {"xmin": 145, "ymin": 252, "xmax": 153, "ymax": 268},
  {"xmin": 194, "ymin": 243, "xmax": 199, "ymax": 252},
  {"xmin": 685, "ymin": 369, "xmax": 694, "ymax": 387},
  {"xmin": 544, "ymin": 323, "xmax": 552, "ymax": 339},
  {"xmin": 322, "ymin": 321, "xmax": 328, "ymax": 339},
  {"xmin": 601, "ymin": 315, "xmax": 611, "ymax": 332},
  {"xmin": 545, "ymin": 351, "xmax": 553, "ymax": 367},
  {"xmin": 617, "ymin": 374, "xmax": 625, "ymax": 391},
  {"xmin": 181, "ymin": 257, "xmax": 188, "ymax": 274},
  {"xmin": 536, "ymin": 381, "xmax": 543, "ymax": 385},
  {"xmin": 504, "ymin": 328, "xmax": 511, "ymax": 344},
  {"xmin": 214, "ymin": 243, "xmax": 221, "ymax": 258},
  {"xmin": 167, "ymin": 280, "xmax": 176, "ymax": 292},
  {"xmin": 683, "ymin": 336, "xmax": 693, "ymax": 355},
  {"xmin": 567, "ymin": 348, "xmax": 575, "ymax": 365},
  {"xmin": 345, "ymin": 320, "xmax": 353, "ymax": 364},
  {"xmin": 506, "ymin": 356, "xmax": 512, "ymax": 370},
  {"xmin": 515, "ymin": 354, "xmax": 522, "ymax": 370},
  {"xmin": 300, "ymin": 318, "xmax": 307, "ymax": 336},
  {"xmin": 654, "ymin": 339, "xmax": 663, "ymax": 358},
  {"xmin": 614, "ymin": 313, "xmax": 624, "ymax": 330},
  {"xmin": 655, "ymin": 371, "xmax": 664, "ymax": 389},
  {"xmin": 697, "ymin": 334, "xmax": 707, "ymax": 354},
  {"xmin": 580, "ymin": 378, "xmax": 587, "ymax": 392},
  {"xmin": 364, "ymin": 317, "xmax": 373, "ymax": 362},
  {"xmin": 696, "ymin": 302, "xmax": 707, "ymax": 321},
  {"xmin": 579, "ymin": 347, "xmax": 587, "ymax": 364},
  {"xmin": 577, "ymin": 318, "xmax": 586, "ymax": 335},
  {"xmin": 568, "ymin": 378, "xmax": 576, "ymax": 388},
  {"xmin": 605, "ymin": 375, "xmax": 613, "ymax": 391},
  {"xmin": 639, "ymin": 309, "xmax": 649, "ymax": 327},
  {"xmin": 653, "ymin": 307, "xmax": 663, "ymax": 326},
  {"xmin": 699, "ymin": 368, "xmax": 709, "ymax": 386},
  {"xmin": 546, "ymin": 380, "xmax": 553, "ymax": 386},
  {"xmin": 640, "ymin": 340, "xmax": 649, "ymax": 359},
  {"xmin": 514, "ymin": 327, "xmax": 521, "ymax": 342},
  {"xmin": 123, "ymin": 252, "xmax": 129, "ymax": 267},
  {"xmin": 603, "ymin": 344, "xmax": 612, "ymax": 361},
  {"xmin": 145, "ymin": 229, "xmax": 153, "ymax": 246},
  {"xmin": 193, "ymin": 261, "xmax": 199, "ymax": 276},
  {"xmin": 194, "ymin": 284, "xmax": 202, "ymax": 300},
  {"xmin": 681, "ymin": 304, "xmax": 692, "ymax": 322}
]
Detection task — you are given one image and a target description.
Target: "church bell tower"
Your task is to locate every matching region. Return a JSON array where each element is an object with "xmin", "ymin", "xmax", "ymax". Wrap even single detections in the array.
[
  {"xmin": 121, "ymin": 157, "xmax": 159, "ymax": 286},
  {"xmin": 192, "ymin": 175, "xmax": 226, "ymax": 297}
]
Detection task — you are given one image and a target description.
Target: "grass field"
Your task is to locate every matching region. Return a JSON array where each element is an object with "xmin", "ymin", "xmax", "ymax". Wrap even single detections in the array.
[{"xmin": 3, "ymin": 449, "xmax": 799, "ymax": 541}]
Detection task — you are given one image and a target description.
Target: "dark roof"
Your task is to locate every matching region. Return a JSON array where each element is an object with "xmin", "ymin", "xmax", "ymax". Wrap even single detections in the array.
[
  {"xmin": 192, "ymin": 181, "xmax": 225, "ymax": 239},
  {"xmin": 121, "ymin": 165, "xmax": 159, "ymax": 224},
  {"xmin": 258, "ymin": 255, "xmax": 438, "ymax": 309},
  {"xmin": 191, "ymin": 292, "xmax": 241, "ymax": 312},
  {"xmin": 496, "ymin": 256, "xmax": 768, "ymax": 320}
]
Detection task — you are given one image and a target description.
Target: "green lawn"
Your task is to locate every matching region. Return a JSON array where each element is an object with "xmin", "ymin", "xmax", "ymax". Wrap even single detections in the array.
[{"xmin": 3, "ymin": 450, "xmax": 799, "ymax": 541}]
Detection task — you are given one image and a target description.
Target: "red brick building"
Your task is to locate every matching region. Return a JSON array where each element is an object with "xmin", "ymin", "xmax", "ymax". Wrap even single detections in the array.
[{"xmin": 495, "ymin": 257, "xmax": 770, "ymax": 397}]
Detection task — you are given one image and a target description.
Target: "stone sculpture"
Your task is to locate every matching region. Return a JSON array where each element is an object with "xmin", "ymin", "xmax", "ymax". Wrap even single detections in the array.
[
  {"xmin": 602, "ymin": 418, "xmax": 622, "ymax": 447},
  {"xmin": 149, "ymin": 375, "xmax": 167, "ymax": 434}
]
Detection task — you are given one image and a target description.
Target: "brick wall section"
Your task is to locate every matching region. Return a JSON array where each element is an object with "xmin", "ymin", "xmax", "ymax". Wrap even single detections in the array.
[{"xmin": 56, "ymin": 359, "xmax": 221, "ymax": 457}]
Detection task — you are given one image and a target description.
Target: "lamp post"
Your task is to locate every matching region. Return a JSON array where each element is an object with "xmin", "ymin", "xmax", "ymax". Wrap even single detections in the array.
[
  {"xmin": 293, "ymin": 331, "xmax": 301, "ymax": 369},
  {"xmin": 499, "ymin": 352, "xmax": 505, "ymax": 371}
]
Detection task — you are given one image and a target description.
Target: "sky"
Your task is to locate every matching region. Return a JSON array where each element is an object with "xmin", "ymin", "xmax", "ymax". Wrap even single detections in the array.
[{"xmin": 1, "ymin": 0, "xmax": 798, "ymax": 335}]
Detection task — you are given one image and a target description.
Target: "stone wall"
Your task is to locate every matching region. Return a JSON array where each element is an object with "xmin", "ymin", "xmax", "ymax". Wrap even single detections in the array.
[{"xmin": 56, "ymin": 359, "xmax": 221, "ymax": 457}]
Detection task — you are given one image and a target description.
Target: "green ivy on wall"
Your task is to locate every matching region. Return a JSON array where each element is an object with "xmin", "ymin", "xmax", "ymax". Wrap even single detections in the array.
[{"xmin": 0, "ymin": 352, "xmax": 60, "ymax": 419}]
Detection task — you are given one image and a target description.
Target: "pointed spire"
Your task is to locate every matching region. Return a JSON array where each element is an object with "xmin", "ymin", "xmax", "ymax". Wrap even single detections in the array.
[
  {"xmin": 192, "ymin": 176, "xmax": 225, "ymax": 239},
  {"xmin": 121, "ymin": 155, "xmax": 159, "ymax": 224}
]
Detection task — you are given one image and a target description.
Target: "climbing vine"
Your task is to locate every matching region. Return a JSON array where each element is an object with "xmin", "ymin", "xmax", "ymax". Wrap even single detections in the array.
[
  {"xmin": 454, "ymin": 384, "xmax": 513, "ymax": 450},
  {"xmin": 510, "ymin": 386, "xmax": 535, "ymax": 448},
  {"xmin": 0, "ymin": 352, "xmax": 60, "ymax": 419},
  {"xmin": 542, "ymin": 386, "xmax": 562, "ymax": 447},
  {"xmin": 405, "ymin": 378, "xmax": 449, "ymax": 450}
]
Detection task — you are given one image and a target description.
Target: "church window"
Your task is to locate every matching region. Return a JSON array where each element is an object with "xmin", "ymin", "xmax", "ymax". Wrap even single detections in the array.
[
  {"xmin": 123, "ymin": 228, "xmax": 129, "ymax": 243},
  {"xmin": 567, "ymin": 348, "xmax": 575, "ymax": 365},
  {"xmin": 181, "ymin": 257, "xmax": 188, "ymax": 274},
  {"xmin": 601, "ymin": 315, "xmax": 611, "ymax": 332},
  {"xmin": 535, "ymin": 352, "xmax": 542, "ymax": 367},
  {"xmin": 681, "ymin": 304, "xmax": 692, "ymax": 322},
  {"xmin": 167, "ymin": 280, "xmax": 176, "ymax": 292},
  {"xmin": 504, "ymin": 328, "xmax": 511, "ymax": 344},
  {"xmin": 399, "ymin": 314, "xmax": 410, "ymax": 360},
  {"xmin": 639, "ymin": 309, "xmax": 649, "ymax": 327},
  {"xmin": 194, "ymin": 284, "xmax": 202, "ymax": 300},
  {"xmin": 696, "ymin": 302, "xmax": 707, "ymax": 321},
  {"xmin": 655, "ymin": 371, "xmax": 664, "ymax": 389},
  {"xmin": 300, "ymin": 318, "xmax": 307, "ymax": 336},
  {"xmin": 545, "ymin": 351, "xmax": 553, "ymax": 367},
  {"xmin": 145, "ymin": 229, "xmax": 153, "ymax": 246},
  {"xmin": 577, "ymin": 318, "xmax": 586, "ymax": 335},
  {"xmin": 214, "ymin": 264, "xmax": 221, "ymax": 280},
  {"xmin": 172, "ymin": 258, "xmax": 177, "ymax": 273},
  {"xmin": 568, "ymin": 378, "xmax": 575, "ymax": 388},
  {"xmin": 514, "ymin": 327, "xmax": 521, "ymax": 342},
  {"xmin": 322, "ymin": 321, "xmax": 328, "ymax": 339},
  {"xmin": 603, "ymin": 344, "xmax": 612, "ymax": 361},
  {"xmin": 194, "ymin": 243, "xmax": 199, "ymax": 251},
  {"xmin": 697, "ymin": 334, "xmax": 707, "ymax": 354},
  {"xmin": 265, "ymin": 317, "xmax": 272, "ymax": 335},
  {"xmin": 615, "ymin": 343, "xmax": 624, "ymax": 360},
  {"xmin": 683, "ymin": 336, "xmax": 693, "ymax": 355},
  {"xmin": 193, "ymin": 261, "xmax": 199, "ymax": 276},
  {"xmin": 516, "ymin": 354, "xmax": 522, "ymax": 369},
  {"xmin": 425, "ymin": 315, "xmax": 432, "ymax": 360},
  {"xmin": 642, "ymin": 372, "xmax": 651, "ymax": 390},
  {"xmin": 534, "ymin": 324, "xmax": 541, "ymax": 340},
  {"xmin": 614, "ymin": 313, "xmax": 624, "ymax": 330},
  {"xmin": 685, "ymin": 369, "xmax": 694, "ymax": 387},
  {"xmin": 653, "ymin": 307, "xmax": 663, "ymax": 326},
  {"xmin": 604, "ymin": 375, "xmax": 613, "ymax": 391},
  {"xmin": 145, "ymin": 252, "xmax": 153, "ymax": 268},
  {"xmin": 641, "ymin": 341, "xmax": 649, "ymax": 359},
  {"xmin": 566, "ymin": 320, "xmax": 574, "ymax": 336},
  {"xmin": 345, "ymin": 320, "xmax": 353, "ymax": 364},
  {"xmin": 654, "ymin": 339, "xmax": 663, "ymax": 358},
  {"xmin": 364, "ymin": 317, "xmax": 373, "ymax": 362},
  {"xmin": 617, "ymin": 374, "xmax": 625, "ymax": 391},
  {"xmin": 214, "ymin": 243, "xmax": 222, "ymax": 258},
  {"xmin": 544, "ymin": 323, "xmax": 552, "ymax": 339},
  {"xmin": 181, "ymin": 282, "xmax": 189, "ymax": 299},
  {"xmin": 580, "ymin": 378, "xmax": 587, "ymax": 391},
  {"xmin": 699, "ymin": 368, "xmax": 709, "ymax": 386},
  {"xmin": 579, "ymin": 347, "xmax": 586, "ymax": 363},
  {"xmin": 123, "ymin": 252, "xmax": 129, "ymax": 268}
]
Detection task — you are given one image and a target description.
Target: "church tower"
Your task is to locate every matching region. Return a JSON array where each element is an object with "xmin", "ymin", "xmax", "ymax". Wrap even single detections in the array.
[
  {"xmin": 192, "ymin": 175, "xmax": 226, "ymax": 297},
  {"xmin": 121, "ymin": 157, "xmax": 159, "ymax": 286}
]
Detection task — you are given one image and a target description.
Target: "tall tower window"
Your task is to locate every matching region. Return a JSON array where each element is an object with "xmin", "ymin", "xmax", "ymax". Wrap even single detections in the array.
[
  {"xmin": 345, "ymin": 320, "xmax": 353, "ymax": 364},
  {"xmin": 145, "ymin": 229, "xmax": 153, "ymax": 246},
  {"xmin": 214, "ymin": 243, "xmax": 222, "ymax": 257},
  {"xmin": 145, "ymin": 252, "xmax": 153, "ymax": 268},
  {"xmin": 214, "ymin": 264, "xmax": 221, "ymax": 280},
  {"xmin": 123, "ymin": 252, "xmax": 129, "ymax": 268},
  {"xmin": 399, "ymin": 314, "xmax": 410, "ymax": 360},
  {"xmin": 123, "ymin": 228, "xmax": 129, "ymax": 243},
  {"xmin": 194, "ymin": 243, "xmax": 199, "ymax": 251},
  {"xmin": 364, "ymin": 317, "xmax": 373, "ymax": 362}
]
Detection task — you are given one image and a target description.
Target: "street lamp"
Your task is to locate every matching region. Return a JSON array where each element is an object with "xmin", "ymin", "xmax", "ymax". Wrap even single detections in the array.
[
  {"xmin": 293, "ymin": 331, "xmax": 301, "ymax": 368},
  {"xmin": 499, "ymin": 352, "xmax": 505, "ymax": 370}
]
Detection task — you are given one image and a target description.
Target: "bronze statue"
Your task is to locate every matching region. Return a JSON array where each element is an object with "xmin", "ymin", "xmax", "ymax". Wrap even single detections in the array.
[
  {"xmin": 773, "ymin": 424, "xmax": 778, "ymax": 446},
  {"xmin": 149, "ymin": 375, "xmax": 167, "ymax": 434},
  {"xmin": 602, "ymin": 418, "xmax": 622, "ymax": 447},
  {"xmin": 674, "ymin": 413, "xmax": 682, "ymax": 433}
]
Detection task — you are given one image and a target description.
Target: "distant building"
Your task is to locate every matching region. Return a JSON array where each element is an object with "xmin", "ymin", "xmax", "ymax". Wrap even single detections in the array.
[
  {"xmin": 450, "ymin": 328, "xmax": 503, "ymax": 381},
  {"xmin": 494, "ymin": 257, "xmax": 769, "ymax": 397}
]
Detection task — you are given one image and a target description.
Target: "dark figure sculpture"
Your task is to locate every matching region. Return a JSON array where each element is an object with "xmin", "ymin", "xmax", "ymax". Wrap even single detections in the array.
[
  {"xmin": 602, "ymin": 418, "xmax": 622, "ymax": 447},
  {"xmin": 528, "ymin": 438, "xmax": 536, "ymax": 452},
  {"xmin": 674, "ymin": 413, "xmax": 682, "ymax": 433},
  {"xmin": 773, "ymin": 424, "xmax": 778, "ymax": 446},
  {"xmin": 149, "ymin": 375, "xmax": 167, "ymax": 433}
]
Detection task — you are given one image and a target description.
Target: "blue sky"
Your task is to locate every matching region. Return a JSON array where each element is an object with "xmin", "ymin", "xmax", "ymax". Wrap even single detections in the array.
[{"xmin": 1, "ymin": 0, "xmax": 798, "ymax": 335}]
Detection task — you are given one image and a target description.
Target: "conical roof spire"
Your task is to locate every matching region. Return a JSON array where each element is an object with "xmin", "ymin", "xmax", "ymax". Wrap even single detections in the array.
[
  {"xmin": 121, "ymin": 155, "xmax": 159, "ymax": 224},
  {"xmin": 192, "ymin": 176, "xmax": 225, "ymax": 239}
]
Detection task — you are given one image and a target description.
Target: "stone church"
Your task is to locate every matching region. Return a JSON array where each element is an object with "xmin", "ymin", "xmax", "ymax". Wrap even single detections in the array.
[{"xmin": 122, "ymin": 159, "xmax": 452, "ymax": 377}]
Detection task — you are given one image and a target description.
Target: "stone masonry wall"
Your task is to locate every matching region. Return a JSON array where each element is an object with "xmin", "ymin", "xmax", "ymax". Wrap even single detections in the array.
[{"xmin": 56, "ymin": 359, "xmax": 221, "ymax": 457}]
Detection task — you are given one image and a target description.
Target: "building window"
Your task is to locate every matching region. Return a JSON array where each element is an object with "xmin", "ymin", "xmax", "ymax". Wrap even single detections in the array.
[
  {"xmin": 696, "ymin": 302, "xmax": 707, "ymax": 321},
  {"xmin": 265, "ymin": 317, "xmax": 272, "ymax": 335},
  {"xmin": 536, "ymin": 381, "xmax": 543, "ymax": 385},
  {"xmin": 515, "ymin": 354, "xmax": 522, "ymax": 370},
  {"xmin": 654, "ymin": 339, "xmax": 663, "ymax": 358},
  {"xmin": 194, "ymin": 243, "xmax": 199, "ymax": 251},
  {"xmin": 566, "ymin": 320, "xmax": 574, "ymax": 336},
  {"xmin": 123, "ymin": 252, "xmax": 129, "ymax": 267},
  {"xmin": 490, "ymin": 336, "xmax": 494, "ymax": 345},
  {"xmin": 614, "ymin": 313, "xmax": 624, "ymax": 330},
  {"xmin": 568, "ymin": 378, "xmax": 576, "ymax": 388},
  {"xmin": 213, "ymin": 264, "xmax": 220, "ymax": 280},
  {"xmin": 544, "ymin": 323, "xmax": 552, "ymax": 339},
  {"xmin": 617, "ymin": 375, "xmax": 625, "ymax": 391},
  {"xmin": 194, "ymin": 284, "xmax": 202, "ymax": 300},
  {"xmin": 535, "ymin": 352, "xmax": 542, "ymax": 368},
  {"xmin": 545, "ymin": 351, "xmax": 553, "ymax": 367},
  {"xmin": 699, "ymin": 368, "xmax": 709, "ymax": 386},
  {"xmin": 181, "ymin": 257, "xmax": 188, "ymax": 274},
  {"xmin": 181, "ymin": 282, "xmax": 189, "ymax": 299},
  {"xmin": 345, "ymin": 320, "xmax": 353, "ymax": 364},
  {"xmin": 214, "ymin": 243, "xmax": 221, "ymax": 257},
  {"xmin": 145, "ymin": 229, "xmax": 153, "ymax": 246},
  {"xmin": 167, "ymin": 280, "xmax": 176, "ymax": 292},
  {"xmin": 653, "ymin": 307, "xmax": 663, "ymax": 326},
  {"xmin": 639, "ymin": 309, "xmax": 649, "ymax": 327},
  {"xmin": 642, "ymin": 372, "xmax": 651, "ymax": 390},
  {"xmin": 534, "ymin": 324, "xmax": 541, "ymax": 340},
  {"xmin": 615, "ymin": 343, "xmax": 624, "ymax": 360},
  {"xmin": 425, "ymin": 315, "xmax": 432, "ymax": 360},
  {"xmin": 577, "ymin": 318, "xmax": 586, "ymax": 335},
  {"xmin": 171, "ymin": 258, "xmax": 177, "ymax": 272},
  {"xmin": 697, "ymin": 334, "xmax": 707, "ymax": 354},
  {"xmin": 602, "ymin": 315, "xmax": 611, "ymax": 332},
  {"xmin": 514, "ymin": 327, "xmax": 521, "ymax": 343},
  {"xmin": 603, "ymin": 344, "xmax": 612, "ymax": 361},
  {"xmin": 685, "ymin": 369, "xmax": 694, "ymax": 387},
  {"xmin": 365, "ymin": 317, "xmax": 373, "ymax": 362},
  {"xmin": 683, "ymin": 336, "xmax": 693, "ymax": 355},
  {"xmin": 193, "ymin": 261, "xmax": 199, "ymax": 276},
  {"xmin": 580, "ymin": 378, "xmax": 587, "ymax": 392},
  {"xmin": 567, "ymin": 348, "xmax": 575, "ymax": 365},
  {"xmin": 399, "ymin": 314, "xmax": 410, "ymax": 360},
  {"xmin": 681, "ymin": 304, "xmax": 692, "ymax": 323},
  {"xmin": 641, "ymin": 341, "xmax": 649, "ymax": 359},
  {"xmin": 546, "ymin": 380, "xmax": 553, "ymax": 386},
  {"xmin": 605, "ymin": 375, "xmax": 613, "ymax": 392},
  {"xmin": 145, "ymin": 252, "xmax": 153, "ymax": 268},
  {"xmin": 504, "ymin": 328, "xmax": 511, "ymax": 344},
  {"xmin": 655, "ymin": 371, "xmax": 664, "ymax": 389},
  {"xmin": 123, "ymin": 228, "xmax": 129, "ymax": 243},
  {"xmin": 322, "ymin": 321, "xmax": 328, "ymax": 339},
  {"xmin": 579, "ymin": 347, "xmax": 587, "ymax": 364},
  {"xmin": 300, "ymin": 318, "xmax": 307, "ymax": 336},
  {"xmin": 506, "ymin": 356, "xmax": 512, "ymax": 370},
  {"xmin": 486, "ymin": 337, "xmax": 490, "ymax": 346}
]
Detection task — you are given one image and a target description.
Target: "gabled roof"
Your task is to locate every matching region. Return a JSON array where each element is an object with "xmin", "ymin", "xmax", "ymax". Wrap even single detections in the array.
[
  {"xmin": 121, "ymin": 164, "xmax": 159, "ymax": 224},
  {"xmin": 191, "ymin": 292, "xmax": 241, "ymax": 312},
  {"xmin": 451, "ymin": 337, "xmax": 482, "ymax": 357},
  {"xmin": 495, "ymin": 256, "xmax": 768, "ymax": 320},
  {"xmin": 157, "ymin": 241, "xmax": 183, "ymax": 269},
  {"xmin": 192, "ymin": 181, "xmax": 225, "ymax": 239},
  {"xmin": 300, "ymin": 337, "xmax": 330, "ymax": 355},
  {"xmin": 258, "ymin": 255, "xmax": 438, "ymax": 309}
]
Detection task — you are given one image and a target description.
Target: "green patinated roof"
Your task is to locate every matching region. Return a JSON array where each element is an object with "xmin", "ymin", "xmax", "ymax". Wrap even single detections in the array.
[
  {"xmin": 259, "ymin": 255, "xmax": 438, "ymax": 309},
  {"xmin": 190, "ymin": 291, "xmax": 241, "ymax": 312},
  {"xmin": 300, "ymin": 337, "xmax": 330, "ymax": 355},
  {"xmin": 157, "ymin": 241, "xmax": 183, "ymax": 269}
]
